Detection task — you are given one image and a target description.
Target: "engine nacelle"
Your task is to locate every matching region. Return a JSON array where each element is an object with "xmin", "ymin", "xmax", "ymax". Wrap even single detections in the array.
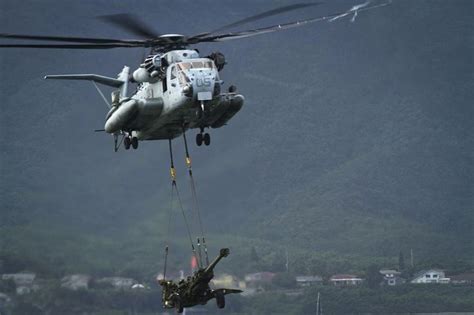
[
  {"xmin": 132, "ymin": 68, "xmax": 152, "ymax": 83},
  {"xmin": 104, "ymin": 99, "xmax": 138, "ymax": 133},
  {"xmin": 207, "ymin": 52, "xmax": 226, "ymax": 71}
]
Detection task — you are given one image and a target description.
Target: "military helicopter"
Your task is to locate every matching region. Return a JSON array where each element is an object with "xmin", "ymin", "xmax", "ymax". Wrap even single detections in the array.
[{"xmin": 0, "ymin": 1, "xmax": 389, "ymax": 152}]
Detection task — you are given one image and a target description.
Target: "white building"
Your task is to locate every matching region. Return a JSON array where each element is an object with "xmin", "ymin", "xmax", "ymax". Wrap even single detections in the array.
[
  {"xmin": 295, "ymin": 275, "xmax": 323, "ymax": 287},
  {"xmin": 329, "ymin": 274, "xmax": 364, "ymax": 286},
  {"xmin": 61, "ymin": 274, "xmax": 91, "ymax": 290},
  {"xmin": 2, "ymin": 272, "xmax": 36, "ymax": 287},
  {"xmin": 97, "ymin": 277, "xmax": 136, "ymax": 289},
  {"xmin": 2, "ymin": 272, "xmax": 36, "ymax": 295},
  {"xmin": 411, "ymin": 269, "xmax": 450, "ymax": 284}
]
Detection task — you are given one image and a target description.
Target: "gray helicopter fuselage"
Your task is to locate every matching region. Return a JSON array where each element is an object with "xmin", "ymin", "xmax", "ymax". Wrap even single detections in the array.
[{"xmin": 103, "ymin": 49, "xmax": 244, "ymax": 141}]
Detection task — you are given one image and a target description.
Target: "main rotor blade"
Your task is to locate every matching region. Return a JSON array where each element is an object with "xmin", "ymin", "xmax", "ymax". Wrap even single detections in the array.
[
  {"xmin": 0, "ymin": 33, "xmax": 144, "ymax": 44},
  {"xmin": 98, "ymin": 14, "xmax": 160, "ymax": 39},
  {"xmin": 209, "ymin": 2, "xmax": 323, "ymax": 34},
  {"xmin": 0, "ymin": 43, "xmax": 142, "ymax": 49},
  {"xmin": 190, "ymin": 1, "xmax": 391, "ymax": 44}
]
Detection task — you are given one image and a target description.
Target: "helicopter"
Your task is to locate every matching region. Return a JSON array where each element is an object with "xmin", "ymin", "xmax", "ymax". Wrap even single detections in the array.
[{"xmin": 0, "ymin": 1, "xmax": 390, "ymax": 151}]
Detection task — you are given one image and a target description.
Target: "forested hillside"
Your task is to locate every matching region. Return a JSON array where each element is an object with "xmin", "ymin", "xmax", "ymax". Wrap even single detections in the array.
[{"xmin": 1, "ymin": 0, "xmax": 472, "ymax": 283}]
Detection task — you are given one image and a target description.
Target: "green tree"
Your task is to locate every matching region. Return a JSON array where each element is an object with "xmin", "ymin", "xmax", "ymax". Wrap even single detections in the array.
[
  {"xmin": 399, "ymin": 251, "xmax": 405, "ymax": 271},
  {"xmin": 0, "ymin": 278, "xmax": 16, "ymax": 293},
  {"xmin": 366, "ymin": 264, "xmax": 382, "ymax": 289}
]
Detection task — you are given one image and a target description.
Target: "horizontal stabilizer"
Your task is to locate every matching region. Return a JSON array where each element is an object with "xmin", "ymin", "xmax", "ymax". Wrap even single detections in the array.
[{"xmin": 44, "ymin": 74, "xmax": 124, "ymax": 88}]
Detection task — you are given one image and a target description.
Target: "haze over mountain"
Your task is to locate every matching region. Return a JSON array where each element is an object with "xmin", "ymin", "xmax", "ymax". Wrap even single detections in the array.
[{"xmin": 1, "ymin": 0, "xmax": 472, "ymax": 277}]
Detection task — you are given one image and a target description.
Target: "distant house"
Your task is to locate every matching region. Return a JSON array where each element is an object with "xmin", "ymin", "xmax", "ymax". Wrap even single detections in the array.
[
  {"xmin": 449, "ymin": 273, "xmax": 474, "ymax": 285},
  {"xmin": 2, "ymin": 272, "xmax": 36, "ymax": 295},
  {"xmin": 329, "ymin": 274, "xmax": 364, "ymax": 286},
  {"xmin": 295, "ymin": 275, "xmax": 323, "ymax": 287},
  {"xmin": 97, "ymin": 277, "xmax": 136, "ymax": 289},
  {"xmin": 411, "ymin": 269, "xmax": 450, "ymax": 284},
  {"xmin": 2, "ymin": 272, "xmax": 36, "ymax": 287},
  {"xmin": 61, "ymin": 274, "xmax": 91, "ymax": 290},
  {"xmin": 0, "ymin": 292, "xmax": 11, "ymax": 304},
  {"xmin": 379, "ymin": 269, "xmax": 405, "ymax": 286}
]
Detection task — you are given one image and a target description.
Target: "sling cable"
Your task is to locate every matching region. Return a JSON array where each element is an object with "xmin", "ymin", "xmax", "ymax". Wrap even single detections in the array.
[{"xmin": 162, "ymin": 132, "xmax": 209, "ymax": 281}]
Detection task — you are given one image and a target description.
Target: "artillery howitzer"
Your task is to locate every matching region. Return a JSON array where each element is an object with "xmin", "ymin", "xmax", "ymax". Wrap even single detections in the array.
[{"xmin": 159, "ymin": 248, "xmax": 242, "ymax": 313}]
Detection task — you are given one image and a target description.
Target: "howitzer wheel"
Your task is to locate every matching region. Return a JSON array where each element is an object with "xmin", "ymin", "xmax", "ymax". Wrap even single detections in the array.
[
  {"xmin": 215, "ymin": 290, "xmax": 225, "ymax": 309},
  {"xmin": 174, "ymin": 296, "xmax": 183, "ymax": 313}
]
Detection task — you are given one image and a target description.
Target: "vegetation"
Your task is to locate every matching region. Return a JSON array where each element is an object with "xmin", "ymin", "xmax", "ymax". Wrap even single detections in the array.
[{"xmin": 3, "ymin": 283, "xmax": 474, "ymax": 315}]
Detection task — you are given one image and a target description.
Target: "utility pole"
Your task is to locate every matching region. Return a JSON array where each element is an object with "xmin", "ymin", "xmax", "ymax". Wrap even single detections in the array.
[
  {"xmin": 410, "ymin": 249, "xmax": 414, "ymax": 268},
  {"xmin": 316, "ymin": 292, "xmax": 321, "ymax": 315},
  {"xmin": 285, "ymin": 247, "xmax": 289, "ymax": 273}
]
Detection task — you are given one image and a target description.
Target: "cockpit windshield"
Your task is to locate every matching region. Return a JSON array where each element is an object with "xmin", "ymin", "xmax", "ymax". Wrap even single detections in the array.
[{"xmin": 177, "ymin": 61, "xmax": 214, "ymax": 71}]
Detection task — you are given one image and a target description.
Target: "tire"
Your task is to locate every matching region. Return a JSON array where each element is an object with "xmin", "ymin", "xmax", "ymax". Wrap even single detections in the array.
[
  {"xmin": 215, "ymin": 291, "xmax": 225, "ymax": 309},
  {"xmin": 203, "ymin": 133, "xmax": 211, "ymax": 146},
  {"xmin": 176, "ymin": 303, "xmax": 183, "ymax": 314},
  {"xmin": 131, "ymin": 137, "xmax": 138, "ymax": 149},
  {"xmin": 124, "ymin": 136, "xmax": 131, "ymax": 150},
  {"xmin": 173, "ymin": 295, "xmax": 183, "ymax": 313},
  {"xmin": 196, "ymin": 133, "xmax": 203, "ymax": 146}
]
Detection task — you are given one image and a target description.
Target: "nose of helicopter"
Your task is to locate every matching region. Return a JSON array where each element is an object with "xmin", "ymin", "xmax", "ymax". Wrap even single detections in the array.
[{"xmin": 189, "ymin": 70, "xmax": 216, "ymax": 101}]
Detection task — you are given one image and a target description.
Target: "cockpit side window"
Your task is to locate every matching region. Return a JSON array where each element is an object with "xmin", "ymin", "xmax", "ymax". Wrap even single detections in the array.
[
  {"xmin": 178, "ymin": 71, "xmax": 190, "ymax": 86},
  {"xmin": 170, "ymin": 66, "xmax": 177, "ymax": 80}
]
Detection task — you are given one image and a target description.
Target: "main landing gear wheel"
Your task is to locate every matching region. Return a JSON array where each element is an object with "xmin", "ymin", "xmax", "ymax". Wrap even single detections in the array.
[
  {"xmin": 196, "ymin": 132, "xmax": 211, "ymax": 146},
  {"xmin": 203, "ymin": 133, "xmax": 211, "ymax": 146},
  {"xmin": 124, "ymin": 136, "xmax": 131, "ymax": 150},
  {"xmin": 131, "ymin": 137, "xmax": 138, "ymax": 149},
  {"xmin": 196, "ymin": 133, "xmax": 203, "ymax": 146}
]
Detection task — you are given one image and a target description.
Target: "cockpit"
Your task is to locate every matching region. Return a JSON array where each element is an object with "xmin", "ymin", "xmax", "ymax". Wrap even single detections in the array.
[
  {"xmin": 177, "ymin": 61, "xmax": 215, "ymax": 70},
  {"xmin": 170, "ymin": 60, "xmax": 217, "ymax": 87}
]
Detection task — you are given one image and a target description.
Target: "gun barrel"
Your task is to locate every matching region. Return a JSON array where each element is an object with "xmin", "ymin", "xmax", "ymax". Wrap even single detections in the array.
[{"xmin": 204, "ymin": 248, "xmax": 229, "ymax": 273}]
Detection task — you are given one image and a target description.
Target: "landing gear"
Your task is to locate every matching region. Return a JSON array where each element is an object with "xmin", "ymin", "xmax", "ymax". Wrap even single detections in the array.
[
  {"xmin": 123, "ymin": 132, "xmax": 139, "ymax": 151},
  {"xmin": 203, "ymin": 133, "xmax": 210, "ymax": 146},
  {"xmin": 113, "ymin": 133, "xmax": 119, "ymax": 152},
  {"xmin": 131, "ymin": 136, "xmax": 138, "ymax": 149},
  {"xmin": 196, "ymin": 133, "xmax": 203, "ymax": 146},
  {"xmin": 196, "ymin": 131, "xmax": 211, "ymax": 146},
  {"xmin": 124, "ymin": 136, "xmax": 131, "ymax": 150}
]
